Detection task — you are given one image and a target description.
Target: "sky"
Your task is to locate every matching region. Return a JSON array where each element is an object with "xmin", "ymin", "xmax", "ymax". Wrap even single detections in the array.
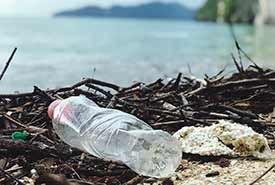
[{"xmin": 0, "ymin": 0, "xmax": 206, "ymax": 17}]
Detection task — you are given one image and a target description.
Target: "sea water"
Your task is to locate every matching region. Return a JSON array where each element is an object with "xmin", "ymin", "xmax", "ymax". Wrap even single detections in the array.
[{"xmin": 0, "ymin": 17, "xmax": 275, "ymax": 92}]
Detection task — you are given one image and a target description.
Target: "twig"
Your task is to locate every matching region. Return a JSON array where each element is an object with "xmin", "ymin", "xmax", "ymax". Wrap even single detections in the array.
[
  {"xmin": 68, "ymin": 179, "xmax": 96, "ymax": 185},
  {"xmin": 0, "ymin": 167, "xmax": 24, "ymax": 185},
  {"xmin": 189, "ymin": 78, "xmax": 275, "ymax": 96},
  {"xmin": 33, "ymin": 86, "xmax": 55, "ymax": 102},
  {"xmin": 229, "ymin": 25, "xmax": 244, "ymax": 71},
  {"xmin": 152, "ymin": 120, "xmax": 188, "ymax": 128},
  {"xmin": 231, "ymin": 53, "xmax": 243, "ymax": 73},
  {"xmin": 249, "ymin": 164, "xmax": 275, "ymax": 185},
  {"xmin": 54, "ymin": 78, "xmax": 122, "ymax": 93},
  {"xmin": 0, "ymin": 91, "xmax": 34, "ymax": 98},
  {"xmin": 85, "ymin": 83, "xmax": 113, "ymax": 98},
  {"xmin": 125, "ymin": 176, "xmax": 143, "ymax": 185},
  {"xmin": 0, "ymin": 47, "xmax": 17, "ymax": 81},
  {"xmin": 229, "ymin": 24, "xmax": 262, "ymax": 71},
  {"xmin": 1, "ymin": 113, "xmax": 28, "ymax": 128},
  {"xmin": 64, "ymin": 164, "xmax": 82, "ymax": 180},
  {"xmin": 0, "ymin": 77, "xmax": 120, "ymax": 98},
  {"xmin": 204, "ymin": 104, "xmax": 258, "ymax": 119},
  {"xmin": 170, "ymin": 73, "xmax": 182, "ymax": 90}
]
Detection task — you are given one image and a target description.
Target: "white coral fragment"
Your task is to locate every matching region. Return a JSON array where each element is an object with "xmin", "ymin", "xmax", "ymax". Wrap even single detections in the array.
[{"xmin": 173, "ymin": 120, "xmax": 272, "ymax": 159}]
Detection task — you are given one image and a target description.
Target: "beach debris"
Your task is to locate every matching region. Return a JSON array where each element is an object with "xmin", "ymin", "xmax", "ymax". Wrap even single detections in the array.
[
  {"xmin": 0, "ymin": 60, "xmax": 274, "ymax": 184},
  {"xmin": 217, "ymin": 158, "xmax": 230, "ymax": 168},
  {"xmin": 173, "ymin": 120, "xmax": 273, "ymax": 159},
  {"xmin": 49, "ymin": 96, "xmax": 182, "ymax": 178},
  {"xmin": 11, "ymin": 131, "xmax": 29, "ymax": 141},
  {"xmin": 205, "ymin": 171, "xmax": 220, "ymax": 177}
]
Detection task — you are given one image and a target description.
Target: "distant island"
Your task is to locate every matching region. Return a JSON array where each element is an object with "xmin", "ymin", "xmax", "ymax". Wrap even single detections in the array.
[{"xmin": 54, "ymin": 2, "xmax": 195, "ymax": 20}]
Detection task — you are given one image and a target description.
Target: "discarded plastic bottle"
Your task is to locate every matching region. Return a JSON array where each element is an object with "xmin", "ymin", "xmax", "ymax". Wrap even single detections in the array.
[{"xmin": 48, "ymin": 96, "xmax": 182, "ymax": 178}]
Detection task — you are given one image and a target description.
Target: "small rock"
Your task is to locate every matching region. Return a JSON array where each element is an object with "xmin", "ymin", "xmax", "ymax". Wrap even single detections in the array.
[
  {"xmin": 218, "ymin": 158, "xmax": 230, "ymax": 168},
  {"xmin": 162, "ymin": 178, "xmax": 174, "ymax": 185},
  {"xmin": 205, "ymin": 171, "xmax": 220, "ymax": 177}
]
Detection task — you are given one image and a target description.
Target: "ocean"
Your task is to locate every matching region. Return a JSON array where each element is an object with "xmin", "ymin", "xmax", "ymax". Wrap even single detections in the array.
[{"xmin": 0, "ymin": 17, "xmax": 275, "ymax": 93}]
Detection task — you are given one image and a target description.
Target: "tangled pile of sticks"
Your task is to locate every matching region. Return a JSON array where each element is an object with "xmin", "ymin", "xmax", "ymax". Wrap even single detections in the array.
[{"xmin": 0, "ymin": 48, "xmax": 274, "ymax": 185}]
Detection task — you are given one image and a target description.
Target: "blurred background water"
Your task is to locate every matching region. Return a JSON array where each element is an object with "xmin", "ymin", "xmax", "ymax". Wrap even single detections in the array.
[{"xmin": 0, "ymin": 17, "xmax": 275, "ymax": 93}]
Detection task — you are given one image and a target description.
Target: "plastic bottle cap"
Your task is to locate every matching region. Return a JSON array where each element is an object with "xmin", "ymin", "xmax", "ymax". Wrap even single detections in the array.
[
  {"xmin": 12, "ymin": 132, "xmax": 29, "ymax": 141},
  {"xmin": 48, "ymin": 100, "xmax": 61, "ymax": 119}
]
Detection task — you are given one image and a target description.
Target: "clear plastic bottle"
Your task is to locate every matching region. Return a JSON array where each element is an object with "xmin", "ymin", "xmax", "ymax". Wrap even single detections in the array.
[{"xmin": 48, "ymin": 96, "xmax": 182, "ymax": 178}]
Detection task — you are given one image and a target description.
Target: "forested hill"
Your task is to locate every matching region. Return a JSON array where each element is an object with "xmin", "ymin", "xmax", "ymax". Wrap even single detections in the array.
[{"xmin": 54, "ymin": 2, "xmax": 195, "ymax": 20}]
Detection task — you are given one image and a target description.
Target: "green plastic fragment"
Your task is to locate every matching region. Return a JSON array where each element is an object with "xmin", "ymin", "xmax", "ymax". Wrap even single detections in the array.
[{"xmin": 11, "ymin": 132, "xmax": 29, "ymax": 141}]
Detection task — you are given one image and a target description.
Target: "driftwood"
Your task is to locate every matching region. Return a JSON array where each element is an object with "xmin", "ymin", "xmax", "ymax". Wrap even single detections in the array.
[
  {"xmin": 0, "ymin": 48, "xmax": 274, "ymax": 184},
  {"xmin": 0, "ymin": 48, "xmax": 17, "ymax": 81},
  {"xmin": 0, "ymin": 63, "xmax": 274, "ymax": 184}
]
